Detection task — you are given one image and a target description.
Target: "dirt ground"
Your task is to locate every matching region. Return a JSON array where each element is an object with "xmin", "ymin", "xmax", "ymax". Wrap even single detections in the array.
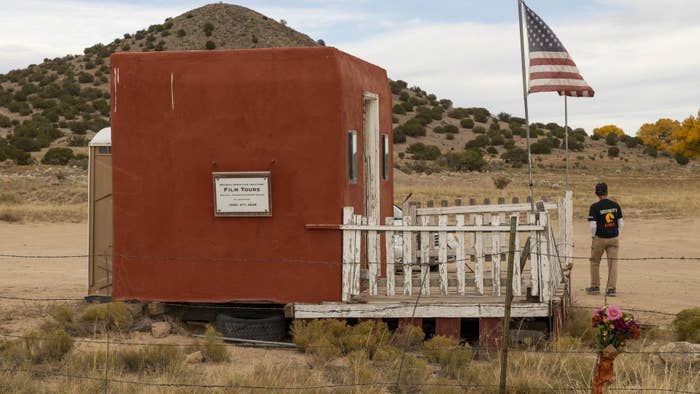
[{"xmin": 1, "ymin": 217, "xmax": 698, "ymax": 328}]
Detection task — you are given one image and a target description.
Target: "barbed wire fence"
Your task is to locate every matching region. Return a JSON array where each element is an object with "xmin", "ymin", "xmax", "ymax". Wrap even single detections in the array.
[{"xmin": 0, "ymin": 251, "xmax": 698, "ymax": 392}]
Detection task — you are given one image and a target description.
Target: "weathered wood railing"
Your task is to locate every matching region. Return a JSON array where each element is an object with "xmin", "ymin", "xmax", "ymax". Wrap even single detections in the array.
[{"xmin": 340, "ymin": 192, "xmax": 573, "ymax": 304}]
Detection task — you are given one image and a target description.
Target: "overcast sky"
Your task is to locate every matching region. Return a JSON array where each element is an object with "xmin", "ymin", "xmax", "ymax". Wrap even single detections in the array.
[{"xmin": 1, "ymin": 0, "xmax": 698, "ymax": 134}]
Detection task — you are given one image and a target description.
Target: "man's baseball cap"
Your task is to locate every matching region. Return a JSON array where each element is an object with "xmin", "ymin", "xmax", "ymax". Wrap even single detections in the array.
[{"xmin": 595, "ymin": 183, "xmax": 608, "ymax": 196}]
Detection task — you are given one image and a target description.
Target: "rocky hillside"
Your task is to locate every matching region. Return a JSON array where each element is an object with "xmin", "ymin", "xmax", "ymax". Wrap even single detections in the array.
[{"xmin": 0, "ymin": 3, "xmax": 319, "ymax": 164}]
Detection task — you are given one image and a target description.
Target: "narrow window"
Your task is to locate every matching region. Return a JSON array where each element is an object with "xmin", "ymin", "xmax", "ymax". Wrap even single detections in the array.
[
  {"xmin": 97, "ymin": 146, "xmax": 111, "ymax": 154},
  {"xmin": 348, "ymin": 130, "xmax": 357, "ymax": 184},
  {"xmin": 381, "ymin": 134, "xmax": 389, "ymax": 181}
]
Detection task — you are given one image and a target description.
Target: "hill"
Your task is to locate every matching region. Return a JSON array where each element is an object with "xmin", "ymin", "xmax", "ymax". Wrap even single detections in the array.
[{"xmin": 0, "ymin": 3, "xmax": 318, "ymax": 164}]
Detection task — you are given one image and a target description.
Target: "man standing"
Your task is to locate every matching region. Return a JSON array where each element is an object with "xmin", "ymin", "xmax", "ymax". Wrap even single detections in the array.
[{"xmin": 586, "ymin": 183, "xmax": 624, "ymax": 297}]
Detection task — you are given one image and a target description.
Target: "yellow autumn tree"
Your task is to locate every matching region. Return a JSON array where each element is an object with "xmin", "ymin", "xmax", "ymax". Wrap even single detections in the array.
[
  {"xmin": 670, "ymin": 110, "xmax": 700, "ymax": 160},
  {"xmin": 636, "ymin": 118, "xmax": 680, "ymax": 151},
  {"xmin": 592, "ymin": 125, "xmax": 625, "ymax": 138}
]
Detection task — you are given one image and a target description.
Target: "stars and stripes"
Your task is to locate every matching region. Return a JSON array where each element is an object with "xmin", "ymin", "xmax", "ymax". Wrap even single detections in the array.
[{"xmin": 524, "ymin": 2, "xmax": 594, "ymax": 97}]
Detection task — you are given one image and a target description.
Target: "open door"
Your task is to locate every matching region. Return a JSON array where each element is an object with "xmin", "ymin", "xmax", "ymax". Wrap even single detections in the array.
[
  {"xmin": 88, "ymin": 128, "xmax": 113, "ymax": 296},
  {"xmin": 363, "ymin": 92, "xmax": 380, "ymax": 224}
]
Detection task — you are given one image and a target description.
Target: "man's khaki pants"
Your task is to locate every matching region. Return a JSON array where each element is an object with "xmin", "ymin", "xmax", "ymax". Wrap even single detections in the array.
[{"xmin": 590, "ymin": 236, "xmax": 619, "ymax": 289}]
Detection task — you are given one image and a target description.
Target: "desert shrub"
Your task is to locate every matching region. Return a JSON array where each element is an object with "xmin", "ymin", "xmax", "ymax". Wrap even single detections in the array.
[
  {"xmin": 441, "ymin": 149, "xmax": 486, "ymax": 172},
  {"xmin": 80, "ymin": 302, "xmax": 133, "ymax": 331},
  {"xmin": 486, "ymin": 146, "xmax": 498, "ymax": 155},
  {"xmin": 392, "ymin": 324, "xmax": 425, "ymax": 351},
  {"xmin": 493, "ymin": 176, "xmax": 511, "ymax": 189},
  {"xmin": 674, "ymin": 153, "xmax": 690, "ymax": 165},
  {"xmin": 292, "ymin": 319, "xmax": 349, "ymax": 352},
  {"xmin": 395, "ymin": 354, "xmax": 428, "ymax": 391},
  {"xmin": 433, "ymin": 124, "xmax": 458, "ymax": 134},
  {"xmin": 605, "ymin": 132, "xmax": 618, "ymax": 146},
  {"xmin": 393, "ymin": 104, "xmax": 406, "ymax": 115},
  {"xmin": 431, "ymin": 106, "xmax": 444, "ymax": 120},
  {"xmin": 460, "ymin": 118, "xmax": 474, "ymax": 129},
  {"xmin": 205, "ymin": 41, "xmax": 216, "ymax": 50},
  {"xmin": 530, "ymin": 140, "xmax": 553, "ymax": 154},
  {"xmin": 568, "ymin": 139, "xmax": 584, "ymax": 151},
  {"xmin": 489, "ymin": 122, "xmax": 500, "ymax": 131},
  {"xmin": 11, "ymin": 117, "xmax": 63, "ymax": 151},
  {"xmin": 48, "ymin": 305, "xmax": 75, "ymax": 331},
  {"xmin": 562, "ymin": 308, "xmax": 596, "ymax": 344},
  {"xmin": 113, "ymin": 345, "xmax": 183, "ymax": 374},
  {"xmin": 503, "ymin": 139, "xmax": 515, "ymax": 149},
  {"xmin": 393, "ymin": 130, "xmax": 406, "ymax": 144},
  {"xmin": 643, "ymin": 146, "xmax": 658, "ymax": 157},
  {"xmin": 0, "ymin": 138, "xmax": 32, "ymax": 164},
  {"xmin": 608, "ymin": 146, "xmax": 620, "ymax": 158},
  {"xmin": 203, "ymin": 22, "xmax": 215, "ymax": 36},
  {"xmin": 390, "ymin": 80, "xmax": 407, "ymax": 94},
  {"xmin": 394, "ymin": 118, "xmax": 426, "ymax": 138},
  {"xmin": 20, "ymin": 328, "xmax": 74, "ymax": 364},
  {"xmin": 671, "ymin": 308, "xmax": 700, "ymax": 342},
  {"xmin": 397, "ymin": 152, "xmax": 405, "ymax": 159},
  {"xmin": 498, "ymin": 112, "xmax": 511, "ymax": 122},
  {"xmin": 406, "ymin": 143, "xmax": 441, "ymax": 160},
  {"xmin": 620, "ymin": 134, "xmax": 637, "ymax": 148},
  {"xmin": 41, "ymin": 147, "xmax": 75, "ymax": 165},
  {"xmin": 342, "ymin": 320, "xmax": 392, "ymax": 358},
  {"xmin": 474, "ymin": 113, "xmax": 488, "ymax": 123},
  {"xmin": 398, "ymin": 91, "xmax": 410, "ymax": 102},
  {"xmin": 439, "ymin": 99, "xmax": 452, "ymax": 109},
  {"xmin": 176, "ymin": 29, "xmax": 186, "ymax": 37},
  {"xmin": 77, "ymin": 72, "xmax": 94, "ymax": 84},
  {"xmin": 423, "ymin": 335, "xmax": 472, "ymax": 379},
  {"xmin": 201, "ymin": 325, "xmax": 230, "ymax": 362},
  {"xmin": 373, "ymin": 345, "xmax": 401, "ymax": 362},
  {"xmin": 448, "ymin": 108, "xmax": 470, "ymax": 119},
  {"xmin": 490, "ymin": 134, "xmax": 505, "ymax": 146},
  {"xmin": 465, "ymin": 135, "xmax": 489, "ymax": 149},
  {"xmin": 472, "ymin": 125, "xmax": 486, "ymax": 134}
]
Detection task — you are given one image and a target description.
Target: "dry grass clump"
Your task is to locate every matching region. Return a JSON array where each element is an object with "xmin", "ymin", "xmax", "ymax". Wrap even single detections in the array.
[
  {"xmin": 230, "ymin": 364, "xmax": 327, "ymax": 394},
  {"xmin": 672, "ymin": 307, "xmax": 700, "ymax": 343},
  {"xmin": 341, "ymin": 320, "xmax": 392, "ymax": 358},
  {"xmin": 199, "ymin": 325, "xmax": 230, "ymax": 362},
  {"xmin": 0, "ymin": 327, "xmax": 74, "ymax": 366},
  {"xmin": 80, "ymin": 302, "xmax": 134, "ymax": 331},
  {"xmin": 391, "ymin": 324, "xmax": 425, "ymax": 351},
  {"xmin": 66, "ymin": 345, "xmax": 184, "ymax": 375},
  {"xmin": 422, "ymin": 335, "xmax": 472, "ymax": 379}
]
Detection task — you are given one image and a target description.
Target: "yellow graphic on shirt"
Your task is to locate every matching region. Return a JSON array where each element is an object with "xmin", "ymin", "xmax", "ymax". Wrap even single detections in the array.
[{"xmin": 605, "ymin": 213, "xmax": 615, "ymax": 223}]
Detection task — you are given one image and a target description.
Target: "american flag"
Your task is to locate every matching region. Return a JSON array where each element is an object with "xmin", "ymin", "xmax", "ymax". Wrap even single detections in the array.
[{"xmin": 524, "ymin": 3, "xmax": 594, "ymax": 97}]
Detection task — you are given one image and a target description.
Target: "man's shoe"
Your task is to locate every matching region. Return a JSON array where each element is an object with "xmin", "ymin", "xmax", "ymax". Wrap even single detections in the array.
[
  {"xmin": 585, "ymin": 286, "xmax": 600, "ymax": 295},
  {"xmin": 606, "ymin": 288, "xmax": 616, "ymax": 297}
]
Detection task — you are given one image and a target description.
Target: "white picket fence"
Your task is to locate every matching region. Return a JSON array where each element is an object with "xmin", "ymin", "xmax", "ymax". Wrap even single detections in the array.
[{"xmin": 341, "ymin": 192, "xmax": 573, "ymax": 304}]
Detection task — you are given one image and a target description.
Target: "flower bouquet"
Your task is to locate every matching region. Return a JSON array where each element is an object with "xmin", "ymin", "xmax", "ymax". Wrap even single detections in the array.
[{"xmin": 591, "ymin": 305, "xmax": 641, "ymax": 394}]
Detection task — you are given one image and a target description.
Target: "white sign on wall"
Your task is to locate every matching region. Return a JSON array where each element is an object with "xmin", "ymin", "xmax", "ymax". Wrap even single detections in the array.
[{"xmin": 213, "ymin": 172, "xmax": 271, "ymax": 217}]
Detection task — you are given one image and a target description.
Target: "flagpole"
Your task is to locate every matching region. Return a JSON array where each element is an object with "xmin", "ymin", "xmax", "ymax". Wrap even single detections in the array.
[
  {"xmin": 517, "ymin": 0, "xmax": 535, "ymax": 212},
  {"xmin": 564, "ymin": 95, "xmax": 569, "ymax": 189}
]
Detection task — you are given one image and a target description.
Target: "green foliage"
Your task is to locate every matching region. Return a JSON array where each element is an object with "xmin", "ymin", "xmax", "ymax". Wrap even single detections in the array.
[
  {"xmin": 448, "ymin": 108, "xmax": 470, "ymax": 119},
  {"xmin": 474, "ymin": 113, "xmax": 488, "ymax": 123},
  {"xmin": 422, "ymin": 335, "xmax": 472, "ymax": 379},
  {"xmin": 176, "ymin": 29, "xmax": 186, "ymax": 37},
  {"xmin": 608, "ymin": 146, "xmax": 620, "ymax": 158},
  {"xmin": 433, "ymin": 124, "xmax": 458, "ymax": 134},
  {"xmin": 0, "ymin": 137, "xmax": 32, "ymax": 164},
  {"xmin": 407, "ymin": 143, "xmax": 441, "ymax": 160},
  {"xmin": 80, "ymin": 302, "xmax": 134, "ymax": 332},
  {"xmin": 391, "ymin": 325, "xmax": 424, "ymax": 351},
  {"xmin": 439, "ymin": 99, "xmax": 452, "ymax": 110},
  {"xmin": 472, "ymin": 125, "xmax": 486, "ymax": 134},
  {"xmin": 672, "ymin": 308, "xmax": 700, "ymax": 343},
  {"xmin": 497, "ymin": 112, "xmax": 511, "ymax": 122},
  {"xmin": 10, "ymin": 117, "xmax": 62, "ymax": 152},
  {"xmin": 489, "ymin": 133, "xmax": 505, "ymax": 146},
  {"xmin": 77, "ymin": 72, "xmax": 94, "ymax": 84},
  {"xmin": 0, "ymin": 114, "xmax": 11, "ymax": 128},
  {"xmin": 493, "ymin": 175, "xmax": 511, "ymax": 189},
  {"xmin": 642, "ymin": 146, "xmax": 657, "ymax": 157},
  {"xmin": 392, "ymin": 104, "xmax": 406, "ymax": 115},
  {"xmin": 205, "ymin": 41, "xmax": 216, "ymax": 50},
  {"xmin": 606, "ymin": 132, "xmax": 619, "ymax": 146},
  {"xmin": 1, "ymin": 328, "xmax": 74, "ymax": 365},
  {"xmin": 112, "ymin": 345, "xmax": 183, "ymax": 374},
  {"xmin": 674, "ymin": 152, "xmax": 690, "ymax": 165},
  {"xmin": 465, "ymin": 134, "xmax": 489, "ymax": 149},
  {"xmin": 460, "ymin": 118, "xmax": 474, "ymax": 129},
  {"xmin": 204, "ymin": 22, "xmax": 215, "ymax": 36},
  {"xmin": 501, "ymin": 147, "xmax": 528, "ymax": 166},
  {"xmin": 486, "ymin": 146, "xmax": 498, "ymax": 155},
  {"xmin": 41, "ymin": 147, "xmax": 74, "ymax": 165},
  {"xmin": 489, "ymin": 121, "xmax": 500, "ymax": 131},
  {"xmin": 342, "ymin": 320, "xmax": 391, "ymax": 358},
  {"xmin": 531, "ymin": 140, "xmax": 553, "ymax": 154},
  {"xmin": 442, "ymin": 149, "xmax": 486, "ymax": 172},
  {"xmin": 393, "ymin": 118, "xmax": 427, "ymax": 139},
  {"xmin": 201, "ymin": 325, "xmax": 230, "ymax": 362},
  {"xmin": 503, "ymin": 139, "xmax": 515, "ymax": 150},
  {"xmin": 620, "ymin": 134, "xmax": 637, "ymax": 148},
  {"xmin": 390, "ymin": 79, "xmax": 407, "ymax": 94}
]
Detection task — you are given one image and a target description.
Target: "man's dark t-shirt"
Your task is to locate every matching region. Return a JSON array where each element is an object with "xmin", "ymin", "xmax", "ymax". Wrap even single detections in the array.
[{"xmin": 588, "ymin": 199, "xmax": 623, "ymax": 238}]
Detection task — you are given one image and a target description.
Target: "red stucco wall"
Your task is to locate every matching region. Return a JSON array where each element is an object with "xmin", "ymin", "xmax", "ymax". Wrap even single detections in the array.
[{"xmin": 110, "ymin": 47, "xmax": 392, "ymax": 303}]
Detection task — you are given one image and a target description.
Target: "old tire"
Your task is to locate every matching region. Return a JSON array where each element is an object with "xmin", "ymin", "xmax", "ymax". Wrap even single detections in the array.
[{"xmin": 215, "ymin": 314, "xmax": 286, "ymax": 341}]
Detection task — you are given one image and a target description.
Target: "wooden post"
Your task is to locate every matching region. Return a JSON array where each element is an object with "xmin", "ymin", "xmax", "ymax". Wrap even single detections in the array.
[
  {"xmin": 420, "ymin": 216, "xmax": 431, "ymax": 296},
  {"xmin": 512, "ymin": 215, "xmax": 522, "ymax": 296},
  {"xmin": 539, "ymin": 212, "xmax": 551, "ymax": 302},
  {"xmin": 491, "ymin": 215, "xmax": 501, "ymax": 296},
  {"xmin": 342, "ymin": 207, "xmax": 354, "ymax": 302},
  {"xmin": 402, "ymin": 203, "xmax": 414, "ymax": 296},
  {"xmin": 368, "ymin": 217, "xmax": 378, "ymax": 296},
  {"xmin": 499, "ymin": 216, "xmax": 518, "ymax": 394},
  {"xmin": 385, "ymin": 217, "xmax": 395, "ymax": 296},
  {"xmin": 528, "ymin": 212, "xmax": 539, "ymax": 297},
  {"xmin": 456, "ymin": 215, "xmax": 466, "ymax": 295},
  {"xmin": 353, "ymin": 215, "xmax": 362, "ymax": 296},
  {"xmin": 438, "ymin": 214, "xmax": 448, "ymax": 295},
  {"xmin": 474, "ymin": 215, "xmax": 485, "ymax": 295}
]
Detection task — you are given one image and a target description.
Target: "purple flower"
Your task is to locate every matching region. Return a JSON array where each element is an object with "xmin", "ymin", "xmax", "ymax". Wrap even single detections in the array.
[
  {"xmin": 593, "ymin": 308, "xmax": 602, "ymax": 315},
  {"xmin": 606, "ymin": 305, "xmax": 623, "ymax": 321}
]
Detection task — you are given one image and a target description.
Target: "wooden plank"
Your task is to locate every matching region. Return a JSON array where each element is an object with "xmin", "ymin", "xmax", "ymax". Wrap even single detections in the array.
[
  {"xmin": 528, "ymin": 212, "xmax": 539, "ymax": 297},
  {"xmin": 456, "ymin": 215, "xmax": 466, "ymax": 295},
  {"xmin": 402, "ymin": 207, "xmax": 413, "ymax": 296},
  {"xmin": 384, "ymin": 217, "xmax": 395, "ymax": 297},
  {"xmin": 420, "ymin": 216, "xmax": 431, "ymax": 296},
  {"xmin": 565, "ymin": 190, "xmax": 573, "ymax": 268},
  {"xmin": 291, "ymin": 302, "xmax": 551, "ymax": 319},
  {"xmin": 335, "ymin": 224, "xmax": 544, "ymax": 232},
  {"xmin": 539, "ymin": 212, "xmax": 551, "ymax": 302},
  {"xmin": 491, "ymin": 215, "xmax": 501, "ymax": 296},
  {"xmin": 368, "ymin": 217, "xmax": 378, "ymax": 296},
  {"xmin": 474, "ymin": 215, "xmax": 485, "ymax": 295},
  {"xmin": 352, "ymin": 215, "xmax": 362, "ymax": 297},
  {"xmin": 342, "ymin": 207, "xmax": 355, "ymax": 302},
  {"xmin": 498, "ymin": 212, "xmax": 507, "ymax": 256},
  {"xmin": 438, "ymin": 215, "xmax": 448, "ymax": 295},
  {"xmin": 512, "ymin": 215, "xmax": 522, "ymax": 296},
  {"xmin": 416, "ymin": 202, "xmax": 557, "ymax": 216}
]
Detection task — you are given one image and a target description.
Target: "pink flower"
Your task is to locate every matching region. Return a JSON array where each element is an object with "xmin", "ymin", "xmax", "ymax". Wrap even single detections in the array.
[
  {"xmin": 606, "ymin": 305, "xmax": 623, "ymax": 321},
  {"xmin": 593, "ymin": 308, "xmax": 602, "ymax": 314}
]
